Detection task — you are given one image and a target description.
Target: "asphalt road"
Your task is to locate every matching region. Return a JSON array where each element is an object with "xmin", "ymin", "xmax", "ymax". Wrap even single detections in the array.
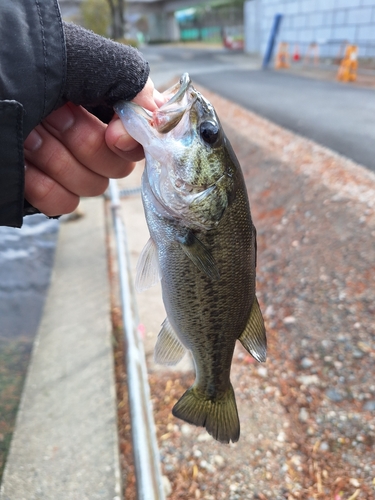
[{"xmin": 142, "ymin": 45, "xmax": 375, "ymax": 172}]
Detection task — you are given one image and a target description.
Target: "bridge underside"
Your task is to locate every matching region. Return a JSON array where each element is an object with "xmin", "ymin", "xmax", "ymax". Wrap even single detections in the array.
[{"xmin": 126, "ymin": 0, "xmax": 203, "ymax": 42}]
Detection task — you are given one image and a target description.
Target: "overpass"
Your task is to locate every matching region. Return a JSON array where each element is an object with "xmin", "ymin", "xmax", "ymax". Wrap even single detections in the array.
[{"xmin": 59, "ymin": 0, "xmax": 211, "ymax": 42}]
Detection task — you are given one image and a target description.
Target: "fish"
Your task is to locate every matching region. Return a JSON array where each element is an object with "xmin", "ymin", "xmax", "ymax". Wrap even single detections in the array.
[{"xmin": 114, "ymin": 73, "xmax": 266, "ymax": 444}]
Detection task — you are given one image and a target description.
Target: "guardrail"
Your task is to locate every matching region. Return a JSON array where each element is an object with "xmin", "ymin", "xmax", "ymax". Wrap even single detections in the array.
[{"xmin": 109, "ymin": 179, "xmax": 165, "ymax": 500}]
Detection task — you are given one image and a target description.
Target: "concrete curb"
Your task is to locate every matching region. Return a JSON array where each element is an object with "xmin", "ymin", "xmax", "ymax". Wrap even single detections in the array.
[{"xmin": 0, "ymin": 197, "xmax": 121, "ymax": 500}]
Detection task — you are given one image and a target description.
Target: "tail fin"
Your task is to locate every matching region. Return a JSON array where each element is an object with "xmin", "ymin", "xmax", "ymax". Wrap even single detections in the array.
[{"xmin": 172, "ymin": 385, "xmax": 240, "ymax": 443}]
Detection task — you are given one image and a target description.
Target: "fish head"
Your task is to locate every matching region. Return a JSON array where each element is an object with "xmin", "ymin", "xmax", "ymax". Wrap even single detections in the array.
[{"xmin": 114, "ymin": 73, "xmax": 235, "ymax": 229}]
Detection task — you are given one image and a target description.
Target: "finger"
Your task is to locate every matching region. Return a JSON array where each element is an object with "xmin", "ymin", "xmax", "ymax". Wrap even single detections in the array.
[
  {"xmin": 107, "ymin": 79, "xmax": 167, "ymax": 159},
  {"xmin": 105, "ymin": 116, "xmax": 145, "ymax": 162},
  {"xmin": 24, "ymin": 124, "xmax": 109, "ymax": 197},
  {"xmin": 132, "ymin": 78, "xmax": 167, "ymax": 109},
  {"xmin": 153, "ymin": 89, "xmax": 167, "ymax": 108},
  {"xmin": 42, "ymin": 103, "xmax": 136, "ymax": 179},
  {"xmin": 132, "ymin": 78, "xmax": 158, "ymax": 111},
  {"xmin": 24, "ymin": 160, "xmax": 81, "ymax": 216}
]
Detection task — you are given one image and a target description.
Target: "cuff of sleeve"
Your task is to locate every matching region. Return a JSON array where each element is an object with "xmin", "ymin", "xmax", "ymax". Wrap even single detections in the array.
[{"xmin": 0, "ymin": 100, "xmax": 25, "ymax": 228}]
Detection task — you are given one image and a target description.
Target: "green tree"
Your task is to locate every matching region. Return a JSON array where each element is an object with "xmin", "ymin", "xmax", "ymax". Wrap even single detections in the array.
[{"xmin": 81, "ymin": 0, "xmax": 110, "ymax": 36}]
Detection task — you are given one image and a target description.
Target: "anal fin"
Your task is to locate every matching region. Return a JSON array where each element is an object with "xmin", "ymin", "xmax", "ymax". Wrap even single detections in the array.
[
  {"xmin": 239, "ymin": 296, "xmax": 267, "ymax": 363},
  {"xmin": 154, "ymin": 318, "xmax": 186, "ymax": 365}
]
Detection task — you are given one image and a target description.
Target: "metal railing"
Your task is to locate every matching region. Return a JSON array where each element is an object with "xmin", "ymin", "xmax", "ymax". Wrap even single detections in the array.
[{"xmin": 109, "ymin": 179, "xmax": 165, "ymax": 500}]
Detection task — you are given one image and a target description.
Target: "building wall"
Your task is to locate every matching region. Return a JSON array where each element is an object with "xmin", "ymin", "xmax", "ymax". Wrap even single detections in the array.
[{"xmin": 245, "ymin": 0, "xmax": 375, "ymax": 58}]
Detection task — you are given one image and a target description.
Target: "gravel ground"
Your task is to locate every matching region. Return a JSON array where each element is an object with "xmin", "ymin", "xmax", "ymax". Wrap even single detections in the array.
[{"xmin": 111, "ymin": 86, "xmax": 375, "ymax": 499}]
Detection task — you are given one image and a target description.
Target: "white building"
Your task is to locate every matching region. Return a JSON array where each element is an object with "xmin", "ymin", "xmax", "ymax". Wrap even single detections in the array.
[{"xmin": 245, "ymin": 0, "xmax": 375, "ymax": 58}]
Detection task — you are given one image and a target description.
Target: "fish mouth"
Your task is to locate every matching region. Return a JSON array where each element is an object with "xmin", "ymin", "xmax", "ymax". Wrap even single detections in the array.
[
  {"xmin": 115, "ymin": 73, "xmax": 197, "ymax": 136},
  {"xmin": 162, "ymin": 73, "xmax": 192, "ymax": 107},
  {"xmin": 153, "ymin": 73, "xmax": 198, "ymax": 134}
]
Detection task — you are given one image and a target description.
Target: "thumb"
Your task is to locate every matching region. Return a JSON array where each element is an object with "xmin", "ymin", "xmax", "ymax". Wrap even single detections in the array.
[{"xmin": 132, "ymin": 78, "xmax": 167, "ymax": 111}]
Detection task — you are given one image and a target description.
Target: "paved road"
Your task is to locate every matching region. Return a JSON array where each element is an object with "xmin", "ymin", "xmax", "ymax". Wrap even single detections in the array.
[{"xmin": 142, "ymin": 45, "xmax": 375, "ymax": 172}]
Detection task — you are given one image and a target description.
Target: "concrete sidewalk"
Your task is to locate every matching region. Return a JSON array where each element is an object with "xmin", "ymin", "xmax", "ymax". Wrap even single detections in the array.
[{"xmin": 0, "ymin": 198, "xmax": 121, "ymax": 500}]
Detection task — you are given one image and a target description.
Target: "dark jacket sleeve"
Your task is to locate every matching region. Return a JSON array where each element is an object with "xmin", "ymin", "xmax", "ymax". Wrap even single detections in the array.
[
  {"xmin": 0, "ymin": 0, "xmax": 66, "ymax": 227},
  {"xmin": 0, "ymin": 5, "xmax": 150, "ymax": 228}
]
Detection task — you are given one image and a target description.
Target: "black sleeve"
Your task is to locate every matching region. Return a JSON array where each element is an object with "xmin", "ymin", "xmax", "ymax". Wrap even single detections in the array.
[{"xmin": 0, "ymin": 0, "xmax": 66, "ymax": 227}]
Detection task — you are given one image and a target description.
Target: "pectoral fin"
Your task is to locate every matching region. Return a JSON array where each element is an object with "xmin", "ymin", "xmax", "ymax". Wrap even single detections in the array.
[
  {"xmin": 239, "ymin": 296, "xmax": 267, "ymax": 363},
  {"xmin": 154, "ymin": 318, "xmax": 186, "ymax": 365},
  {"xmin": 176, "ymin": 231, "xmax": 220, "ymax": 281},
  {"xmin": 135, "ymin": 238, "xmax": 160, "ymax": 292}
]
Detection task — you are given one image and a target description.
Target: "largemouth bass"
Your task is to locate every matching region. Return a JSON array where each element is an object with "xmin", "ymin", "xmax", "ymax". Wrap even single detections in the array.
[{"xmin": 115, "ymin": 74, "xmax": 266, "ymax": 443}]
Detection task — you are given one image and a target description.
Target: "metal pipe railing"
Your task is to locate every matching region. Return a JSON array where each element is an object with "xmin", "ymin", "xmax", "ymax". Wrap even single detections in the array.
[{"xmin": 109, "ymin": 179, "xmax": 165, "ymax": 500}]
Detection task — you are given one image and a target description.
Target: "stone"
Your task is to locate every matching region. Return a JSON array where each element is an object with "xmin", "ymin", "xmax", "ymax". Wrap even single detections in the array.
[
  {"xmin": 326, "ymin": 388, "xmax": 344, "ymax": 402},
  {"xmin": 363, "ymin": 400, "xmax": 375, "ymax": 411}
]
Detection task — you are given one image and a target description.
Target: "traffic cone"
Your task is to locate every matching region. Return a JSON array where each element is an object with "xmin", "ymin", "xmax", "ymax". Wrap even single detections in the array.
[
  {"xmin": 337, "ymin": 45, "xmax": 358, "ymax": 82},
  {"xmin": 275, "ymin": 42, "xmax": 290, "ymax": 69}
]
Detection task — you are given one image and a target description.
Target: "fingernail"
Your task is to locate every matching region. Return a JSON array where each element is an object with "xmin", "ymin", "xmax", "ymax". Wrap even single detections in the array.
[
  {"xmin": 24, "ymin": 129, "xmax": 43, "ymax": 151},
  {"xmin": 44, "ymin": 105, "xmax": 75, "ymax": 133},
  {"xmin": 114, "ymin": 134, "xmax": 132, "ymax": 152}
]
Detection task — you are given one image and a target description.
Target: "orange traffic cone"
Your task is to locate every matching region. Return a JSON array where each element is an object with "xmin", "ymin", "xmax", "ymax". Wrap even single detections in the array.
[
  {"xmin": 275, "ymin": 42, "xmax": 290, "ymax": 69},
  {"xmin": 337, "ymin": 44, "xmax": 358, "ymax": 82}
]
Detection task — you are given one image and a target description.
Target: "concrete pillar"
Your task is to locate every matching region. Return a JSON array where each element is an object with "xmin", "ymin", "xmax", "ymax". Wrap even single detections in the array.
[
  {"xmin": 167, "ymin": 11, "xmax": 180, "ymax": 41},
  {"xmin": 147, "ymin": 10, "xmax": 179, "ymax": 42},
  {"xmin": 148, "ymin": 12, "xmax": 168, "ymax": 42},
  {"xmin": 244, "ymin": 0, "xmax": 261, "ymax": 54}
]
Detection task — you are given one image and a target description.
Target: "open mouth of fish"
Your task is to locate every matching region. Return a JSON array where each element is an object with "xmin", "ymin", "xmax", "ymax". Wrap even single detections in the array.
[{"xmin": 118, "ymin": 73, "xmax": 197, "ymax": 135}]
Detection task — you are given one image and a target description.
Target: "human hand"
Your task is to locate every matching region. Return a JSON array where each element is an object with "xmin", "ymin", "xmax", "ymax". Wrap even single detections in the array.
[
  {"xmin": 23, "ymin": 78, "xmax": 165, "ymax": 217},
  {"xmin": 105, "ymin": 77, "xmax": 166, "ymax": 162},
  {"xmin": 23, "ymin": 19, "xmax": 168, "ymax": 218}
]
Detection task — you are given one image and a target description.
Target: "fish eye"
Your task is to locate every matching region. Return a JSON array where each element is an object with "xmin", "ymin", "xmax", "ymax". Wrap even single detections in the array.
[{"xmin": 200, "ymin": 121, "xmax": 220, "ymax": 145}]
